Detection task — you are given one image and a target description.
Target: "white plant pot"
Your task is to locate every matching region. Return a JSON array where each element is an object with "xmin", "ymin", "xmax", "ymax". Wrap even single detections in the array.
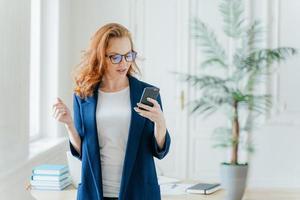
[{"xmin": 220, "ymin": 163, "xmax": 248, "ymax": 200}]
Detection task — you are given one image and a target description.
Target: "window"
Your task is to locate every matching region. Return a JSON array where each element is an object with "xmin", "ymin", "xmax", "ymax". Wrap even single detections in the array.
[{"xmin": 30, "ymin": 0, "xmax": 41, "ymax": 140}]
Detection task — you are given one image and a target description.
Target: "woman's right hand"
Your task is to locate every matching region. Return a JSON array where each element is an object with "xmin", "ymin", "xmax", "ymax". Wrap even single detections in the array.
[{"xmin": 52, "ymin": 97, "xmax": 73, "ymax": 126}]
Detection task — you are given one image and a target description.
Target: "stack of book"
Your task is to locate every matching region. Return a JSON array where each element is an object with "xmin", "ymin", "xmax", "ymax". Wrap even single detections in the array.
[{"xmin": 30, "ymin": 164, "xmax": 71, "ymax": 190}]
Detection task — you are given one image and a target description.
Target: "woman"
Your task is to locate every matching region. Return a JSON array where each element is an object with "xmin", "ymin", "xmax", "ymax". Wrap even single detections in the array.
[{"xmin": 52, "ymin": 23, "xmax": 171, "ymax": 200}]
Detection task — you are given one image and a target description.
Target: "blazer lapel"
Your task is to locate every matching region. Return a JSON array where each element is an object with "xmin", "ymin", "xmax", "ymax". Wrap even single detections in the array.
[
  {"xmin": 81, "ymin": 86, "xmax": 103, "ymax": 199},
  {"xmin": 119, "ymin": 75, "xmax": 146, "ymax": 199}
]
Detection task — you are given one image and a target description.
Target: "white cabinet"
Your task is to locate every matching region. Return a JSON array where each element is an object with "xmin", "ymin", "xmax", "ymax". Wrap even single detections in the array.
[{"xmin": 131, "ymin": 0, "xmax": 190, "ymax": 179}]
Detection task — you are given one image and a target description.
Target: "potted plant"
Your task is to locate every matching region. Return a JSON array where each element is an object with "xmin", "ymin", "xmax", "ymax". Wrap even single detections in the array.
[{"xmin": 183, "ymin": 0, "xmax": 297, "ymax": 199}]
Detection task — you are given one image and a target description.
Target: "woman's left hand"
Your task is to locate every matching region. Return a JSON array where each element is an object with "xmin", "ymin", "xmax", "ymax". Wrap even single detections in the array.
[
  {"xmin": 134, "ymin": 98, "xmax": 167, "ymax": 149},
  {"xmin": 134, "ymin": 98, "xmax": 166, "ymax": 127}
]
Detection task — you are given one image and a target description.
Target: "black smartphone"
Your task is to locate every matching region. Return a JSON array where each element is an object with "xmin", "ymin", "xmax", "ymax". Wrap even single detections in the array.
[{"xmin": 139, "ymin": 87, "xmax": 160, "ymax": 109}]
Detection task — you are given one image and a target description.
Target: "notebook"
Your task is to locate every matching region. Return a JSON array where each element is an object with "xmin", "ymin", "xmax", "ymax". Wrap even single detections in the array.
[
  {"xmin": 31, "ymin": 172, "xmax": 70, "ymax": 181},
  {"xmin": 32, "ymin": 164, "xmax": 68, "ymax": 175},
  {"xmin": 186, "ymin": 183, "xmax": 221, "ymax": 194},
  {"xmin": 30, "ymin": 177, "xmax": 71, "ymax": 187},
  {"xmin": 31, "ymin": 180, "xmax": 71, "ymax": 191}
]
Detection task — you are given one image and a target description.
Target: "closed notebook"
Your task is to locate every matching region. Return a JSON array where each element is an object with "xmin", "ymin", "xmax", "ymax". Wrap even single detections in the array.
[
  {"xmin": 186, "ymin": 183, "xmax": 221, "ymax": 194},
  {"xmin": 30, "ymin": 177, "xmax": 71, "ymax": 187},
  {"xmin": 31, "ymin": 172, "xmax": 70, "ymax": 181},
  {"xmin": 31, "ymin": 179, "xmax": 71, "ymax": 191},
  {"xmin": 32, "ymin": 164, "xmax": 68, "ymax": 175}
]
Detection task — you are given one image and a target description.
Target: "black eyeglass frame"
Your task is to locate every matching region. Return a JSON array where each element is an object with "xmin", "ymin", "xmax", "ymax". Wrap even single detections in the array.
[{"xmin": 105, "ymin": 51, "xmax": 137, "ymax": 64}]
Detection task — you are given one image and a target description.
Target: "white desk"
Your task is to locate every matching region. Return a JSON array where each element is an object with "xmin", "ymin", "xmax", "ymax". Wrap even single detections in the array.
[
  {"xmin": 30, "ymin": 185, "xmax": 76, "ymax": 200},
  {"xmin": 30, "ymin": 184, "xmax": 300, "ymax": 200}
]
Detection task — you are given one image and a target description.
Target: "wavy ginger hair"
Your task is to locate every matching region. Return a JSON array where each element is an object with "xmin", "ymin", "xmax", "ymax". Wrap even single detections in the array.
[{"xmin": 73, "ymin": 23, "xmax": 140, "ymax": 99}]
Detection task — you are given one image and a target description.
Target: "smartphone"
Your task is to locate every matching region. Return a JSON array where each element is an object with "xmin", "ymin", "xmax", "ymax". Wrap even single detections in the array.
[{"xmin": 139, "ymin": 87, "xmax": 160, "ymax": 108}]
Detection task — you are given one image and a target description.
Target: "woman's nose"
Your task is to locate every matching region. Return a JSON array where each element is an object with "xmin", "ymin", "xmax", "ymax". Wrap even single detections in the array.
[{"xmin": 120, "ymin": 56, "xmax": 127, "ymax": 65}]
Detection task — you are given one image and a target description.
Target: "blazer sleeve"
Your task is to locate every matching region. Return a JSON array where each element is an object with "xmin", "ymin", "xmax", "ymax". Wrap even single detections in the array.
[
  {"xmin": 152, "ymin": 94, "xmax": 171, "ymax": 159},
  {"xmin": 69, "ymin": 94, "xmax": 84, "ymax": 161}
]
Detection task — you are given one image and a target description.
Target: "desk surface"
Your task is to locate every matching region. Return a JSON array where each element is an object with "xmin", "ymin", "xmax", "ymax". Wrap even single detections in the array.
[{"xmin": 30, "ymin": 184, "xmax": 300, "ymax": 200}]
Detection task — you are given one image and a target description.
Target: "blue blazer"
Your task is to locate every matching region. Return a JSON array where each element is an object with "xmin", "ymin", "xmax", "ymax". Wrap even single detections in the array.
[{"xmin": 69, "ymin": 75, "xmax": 171, "ymax": 200}]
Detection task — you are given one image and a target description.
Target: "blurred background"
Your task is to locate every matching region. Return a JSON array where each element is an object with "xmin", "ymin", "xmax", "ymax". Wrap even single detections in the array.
[{"xmin": 0, "ymin": 0, "xmax": 300, "ymax": 199}]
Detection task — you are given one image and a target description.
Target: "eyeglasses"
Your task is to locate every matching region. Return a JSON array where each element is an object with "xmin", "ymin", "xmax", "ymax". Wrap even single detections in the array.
[{"xmin": 105, "ymin": 51, "xmax": 137, "ymax": 64}]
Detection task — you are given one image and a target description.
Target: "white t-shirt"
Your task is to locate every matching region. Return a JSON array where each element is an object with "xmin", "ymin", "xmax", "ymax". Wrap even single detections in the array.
[{"xmin": 96, "ymin": 86, "xmax": 131, "ymax": 198}]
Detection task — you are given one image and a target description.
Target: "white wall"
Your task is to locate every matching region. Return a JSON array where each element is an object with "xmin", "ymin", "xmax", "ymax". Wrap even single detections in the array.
[
  {"xmin": 69, "ymin": 0, "xmax": 132, "ymax": 70},
  {"xmin": 247, "ymin": 0, "xmax": 300, "ymax": 188},
  {"xmin": 136, "ymin": 0, "xmax": 300, "ymax": 188},
  {"xmin": 141, "ymin": 0, "xmax": 189, "ymax": 179},
  {"xmin": 0, "ymin": 1, "xmax": 74, "ymax": 198},
  {"xmin": 1, "ymin": 1, "xmax": 300, "ymax": 199},
  {"xmin": 185, "ymin": 0, "xmax": 300, "ymax": 188},
  {"xmin": 0, "ymin": 0, "xmax": 30, "ymax": 176}
]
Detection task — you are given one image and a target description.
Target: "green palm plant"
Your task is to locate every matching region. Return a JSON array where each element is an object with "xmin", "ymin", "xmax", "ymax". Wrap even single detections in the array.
[{"xmin": 184, "ymin": 0, "xmax": 297, "ymax": 165}]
